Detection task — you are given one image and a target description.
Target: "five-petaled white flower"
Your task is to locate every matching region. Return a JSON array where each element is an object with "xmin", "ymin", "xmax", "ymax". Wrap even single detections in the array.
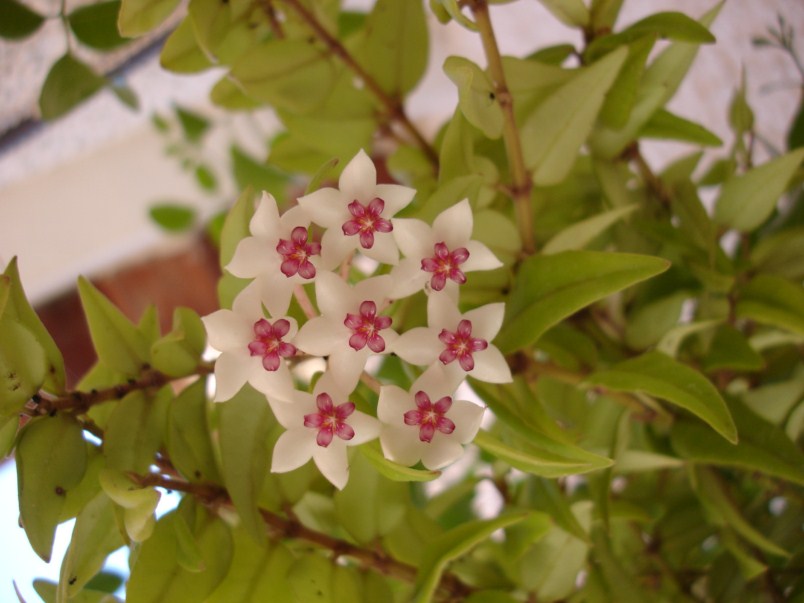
[
  {"xmin": 377, "ymin": 366, "xmax": 484, "ymax": 469},
  {"xmin": 297, "ymin": 149, "xmax": 415, "ymax": 268},
  {"xmin": 270, "ymin": 373, "xmax": 380, "ymax": 489},
  {"xmin": 294, "ymin": 271, "xmax": 398, "ymax": 392},
  {"xmin": 393, "ymin": 294, "xmax": 512, "ymax": 383},
  {"xmin": 391, "ymin": 199, "xmax": 502, "ymax": 299},
  {"xmin": 201, "ymin": 292, "xmax": 298, "ymax": 401},
  {"xmin": 227, "ymin": 192, "xmax": 322, "ymax": 317}
]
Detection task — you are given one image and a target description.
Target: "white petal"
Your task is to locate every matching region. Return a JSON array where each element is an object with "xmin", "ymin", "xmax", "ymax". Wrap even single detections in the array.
[
  {"xmin": 278, "ymin": 205, "xmax": 312, "ymax": 233},
  {"xmin": 375, "ymin": 183, "xmax": 416, "ymax": 216},
  {"xmin": 202, "ymin": 309, "xmax": 251, "ymax": 352},
  {"xmin": 212, "ymin": 351, "xmax": 251, "ymax": 401},
  {"xmin": 297, "ymin": 187, "xmax": 347, "ymax": 229},
  {"xmin": 388, "ymin": 260, "xmax": 427, "ymax": 299},
  {"xmin": 313, "ymin": 440, "xmax": 350, "ymax": 489},
  {"xmin": 339, "ymin": 149, "xmax": 377, "ymax": 202},
  {"xmin": 315, "ymin": 271, "xmax": 353, "ymax": 318},
  {"xmin": 271, "ymin": 395, "xmax": 314, "ymax": 428},
  {"xmin": 295, "ymin": 316, "xmax": 346, "ymax": 356},
  {"xmin": 320, "ymin": 227, "xmax": 355, "ymax": 270},
  {"xmin": 391, "ymin": 327, "xmax": 439, "ymax": 366},
  {"xmin": 448, "ymin": 400, "xmax": 485, "ymax": 443},
  {"xmin": 420, "ymin": 438, "xmax": 464, "ymax": 470},
  {"xmin": 362, "ymin": 234, "xmax": 399, "ymax": 266},
  {"xmin": 462, "ymin": 241, "xmax": 503, "ymax": 272},
  {"xmin": 433, "ymin": 199, "xmax": 473, "ymax": 247},
  {"xmin": 412, "ymin": 364, "xmax": 463, "ymax": 400},
  {"xmin": 471, "ymin": 346, "xmax": 513, "ymax": 383},
  {"xmin": 427, "ymin": 293, "xmax": 461, "ymax": 330},
  {"xmin": 226, "ymin": 236, "xmax": 278, "ymax": 278},
  {"xmin": 259, "ymin": 274, "xmax": 298, "ymax": 319},
  {"xmin": 465, "ymin": 303, "xmax": 506, "ymax": 340},
  {"xmin": 272, "ymin": 429, "xmax": 316, "ymax": 473},
  {"xmin": 392, "ymin": 218, "xmax": 432, "ymax": 259},
  {"xmin": 354, "ymin": 274, "xmax": 393, "ymax": 305},
  {"xmin": 248, "ymin": 364, "xmax": 297, "ymax": 399},
  {"xmin": 328, "ymin": 347, "xmax": 369, "ymax": 392},
  {"xmin": 380, "ymin": 426, "xmax": 422, "ymax": 467},
  {"xmin": 377, "ymin": 385, "xmax": 411, "ymax": 424},
  {"xmin": 231, "ymin": 280, "xmax": 264, "ymax": 316},
  {"xmin": 347, "ymin": 411, "xmax": 381, "ymax": 445},
  {"xmin": 250, "ymin": 192, "xmax": 280, "ymax": 239}
]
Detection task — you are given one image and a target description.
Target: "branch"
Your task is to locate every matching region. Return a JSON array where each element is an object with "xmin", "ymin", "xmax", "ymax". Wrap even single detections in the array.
[
  {"xmin": 280, "ymin": 0, "xmax": 439, "ymax": 169},
  {"xmin": 467, "ymin": 0, "xmax": 535, "ymax": 255},
  {"xmin": 623, "ymin": 142, "xmax": 671, "ymax": 207}
]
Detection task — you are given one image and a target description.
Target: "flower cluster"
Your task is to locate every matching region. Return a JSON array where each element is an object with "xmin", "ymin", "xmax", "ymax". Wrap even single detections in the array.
[{"xmin": 202, "ymin": 150, "xmax": 511, "ymax": 489}]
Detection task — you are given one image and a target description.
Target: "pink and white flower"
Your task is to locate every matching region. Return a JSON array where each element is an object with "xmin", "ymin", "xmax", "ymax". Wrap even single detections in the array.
[
  {"xmin": 201, "ymin": 293, "xmax": 298, "ymax": 401},
  {"xmin": 392, "ymin": 294, "xmax": 512, "ymax": 383},
  {"xmin": 227, "ymin": 192, "xmax": 321, "ymax": 317},
  {"xmin": 270, "ymin": 373, "xmax": 380, "ymax": 489},
  {"xmin": 391, "ymin": 200, "xmax": 502, "ymax": 298},
  {"xmin": 377, "ymin": 367, "xmax": 484, "ymax": 469},
  {"xmin": 297, "ymin": 149, "xmax": 415, "ymax": 268}
]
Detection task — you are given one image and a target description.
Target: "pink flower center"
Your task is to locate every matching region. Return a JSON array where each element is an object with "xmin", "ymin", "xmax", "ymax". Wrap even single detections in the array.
[
  {"xmin": 404, "ymin": 391, "xmax": 455, "ymax": 443},
  {"xmin": 421, "ymin": 242, "xmax": 469, "ymax": 291},
  {"xmin": 438, "ymin": 320, "xmax": 488, "ymax": 372},
  {"xmin": 276, "ymin": 226, "xmax": 321, "ymax": 279},
  {"xmin": 303, "ymin": 393, "xmax": 356, "ymax": 447},
  {"xmin": 344, "ymin": 300, "xmax": 392, "ymax": 353},
  {"xmin": 342, "ymin": 198, "xmax": 393, "ymax": 249},
  {"xmin": 248, "ymin": 318, "xmax": 297, "ymax": 371}
]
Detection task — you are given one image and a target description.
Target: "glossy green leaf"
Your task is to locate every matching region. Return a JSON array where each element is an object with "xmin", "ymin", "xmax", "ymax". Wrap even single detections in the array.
[
  {"xmin": 543, "ymin": 204, "xmax": 638, "ymax": 254},
  {"xmin": 640, "ymin": 108, "xmax": 722, "ymax": 146},
  {"xmin": 444, "ymin": 56, "xmax": 503, "ymax": 139},
  {"xmin": 77, "ymin": 276, "xmax": 150, "ymax": 376},
  {"xmin": 598, "ymin": 36, "xmax": 654, "ymax": 129},
  {"xmin": 536, "ymin": 0, "xmax": 589, "ymax": 28},
  {"xmin": 218, "ymin": 386, "xmax": 273, "ymax": 545},
  {"xmin": 0, "ymin": 0, "xmax": 43, "ymax": 39},
  {"xmin": 414, "ymin": 512, "xmax": 529, "ymax": 603},
  {"xmin": 160, "ymin": 17, "xmax": 211, "ymax": 73},
  {"xmin": 104, "ymin": 389, "xmax": 169, "ymax": 473},
  {"xmin": 615, "ymin": 450, "xmax": 684, "ymax": 473},
  {"xmin": 497, "ymin": 250, "xmax": 670, "ymax": 352},
  {"xmin": 736, "ymin": 274, "xmax": 804, "ymax": 336},
  {"xmin": 68, "ymin": 1, "xmax": 127, "ymax": 50},
  {"xmin": 522, "ymin": 47, "xmax": 627, "ymax": 185},
  {"xmin": 39, "ymin": 54, "xmax": 105, "ymax": 120},
  {"xmin": 151, "ymin": 307, "xmax": 206, "ymax": 377},
  {"xmin": 17, "ymin": 414, "xmax": 88, "ymax": 561},
  {"xmin": 714, "ymin": 148, "xmax": 804, "ymax": 231},
  {"xmin": 167, "ymin": 379, "xmax": 220, "ymax": 483},
  {"xmin": 149, "ymin": 203, "xmax": 196, "ymax": 232},
  {"xmin": 359, "ymin": 441, "xmax": 440, "ymax": 481},
  {"xmin": 671, "ymin": 399, "xmax": 804, "ymax": 485},
  {"xmin": 586, "ymin": 351, "xmax": 737, "ymax": 443},
  {"xmin": 59, "ymin": 493, "xmax": 124, "ymax": 601},
  {"xmin": 118, "ymin": 0, "xmax": 181, "ymax": 37}
]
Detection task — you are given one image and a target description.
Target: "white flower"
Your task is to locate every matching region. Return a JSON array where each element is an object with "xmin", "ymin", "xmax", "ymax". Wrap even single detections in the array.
[
  {"xmin": 297, "ymin": 149, "xmax": 415, "ymax": 268},
  {"xmin": 227, "ymin": 192, "xmax": 322, "ymax": 317},
  {"xmin": 393, "ymin": 294, "xmax": 512, "ymax": 383},
  {"xmin": 294, "ymin": 271, "xmax": 397, "ymax": 392},
  {"xmin": 377, "ymin": 366, "xmax": 484, "ymax": 470},
  {"xmin": 270, "ymin": 372, "xmax": 380, "ymax": 489},
  {"xmin": 201, "ymin": 292, "xmax": 298, "ymax": 401},
  {"xmin": 390, "ymin": 199, "xmax": 502, "ymax": 298}
]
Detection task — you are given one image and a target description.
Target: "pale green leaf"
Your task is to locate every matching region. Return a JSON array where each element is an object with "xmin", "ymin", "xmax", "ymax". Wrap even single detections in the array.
[
  {"xmin": 39, "ymin": 55, "xmax": 105, "ymax": 120},
  {"xmin": 104, "ymin": 389, "xmax": 169, "ymax": 473},
  {"xmin": 210, "ymin": 76, "xmax": 260, "ymax": 110},
  {"xmin": 736, "ymin": 274, "xmax": 804, "ymax": 336},
  {"xmin": 160, "ymin": 17, "xmax": 211, "ymax": 73},
  {"xmin": 536, "ymin": 0, "xmax": 589, "ymax": 28},
  {"xmin": 640, "ymin": 108, "xmax": 723, "ymax": 146},
  {"xmin": 359, "ymin": 441, "xmax": 440, "ymax": 482},
  {"xmin": 444, "ymin": 56, "xmax": 503, "ymax": 139},
  {"xmin": 150, "ymin": 307, "xmax": 206, "ymax": 377},
  {"xmin": 219, "ymin": 187, "xmax": 256, "ymax": 268},
  {"xmin": 0, "ymin": 414, "xmax": 17, "ymax": 458},
  {"xmin": 167, "ymin": 378, "xmax": 220, "ymax": 483},
  {"xmin": 543, "ymin": 204, "xmax": 638, "ymax": 254},
  {"xmin": 598, "ymin": 36, "xmax": 654, "ymax": 129},
  {"xmin": 149, "ymin": 204, "xmax": 196, "ymax": 232},
  {"xmin": 624, "ymin": 291, "xmax": 688, "ymax": 350},
  {"xmin": 0, "ymin": 318, "xmax": 46, "ymax": 417},
  {"xmin": 118, "ymin": 0, "xmax": 181, "ymax": 37},
  {"xmin": 68, "ymin": 1, "xmax": 127, "ymax": 50}
]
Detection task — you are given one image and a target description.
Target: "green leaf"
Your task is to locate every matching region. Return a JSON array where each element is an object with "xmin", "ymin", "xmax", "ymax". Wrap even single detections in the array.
[
  {"xmin": 0, "ymin": 318, "xmax": 46, "ymax": 417},
  {"xmin": 218, "ymin": 386, "xmax": 273, "ymax": 545},
  {"xmin": 59, "ymin": 493, "xmax": 124, "ymax": 600},
  {"xmin": 736, "ymin": 274, "xmax": 804, "ymax": 336},
  {"xmin": 359, "ymin": 441, "xmax": 440, "ymax": 482},
  {"xmin": 542, "ymin": 204, "xmax": 638, "ymax": 254},
  {"xmin": 671, "ymin": 399, "xmax": 804, "ymax": 485},
  {"xmin": 77, "ymin": 276, "xmax": 150, "ymax": 376},
  {"xmin": 0, "ymin": 414, "xmax": 17, "ymax": 458},
  {"xmin": 624, "ymin": 291, "xmax": 688, "ymax": 350},
  {"xmin": 151, "ymin": 307, "xmax": 206, "ymax": 377},
  {"xmin": 160, "ymin": 17, "xmax": 211, "ymax": 73},
  {"xmin": 231, "ymin": 147, "xmax": 289, "ymax": 197},
  {"xmin": 361, "ymin": 0, "xmax": 428, "ymax": 97},
  {"xmin": 17, "ymin": 414, "xmax": 88, "ymax": 561},
  {"xmin": 219, "ymin": 187, "xmax": 255, "ymax": 268},
  {"xmin": 3, "ymin": 257, "xmax": 66, "ymax": 393},
  {"xmin": 586, "ymin": 351, "xmax": 737, "ymax": 443},
  {"xmin": 414, "ymin": 513, "xmax": 529, "ymax": 603},
  {"xmin": 110, "ymin": 83, "xmax": 138, "ymax": 110},
  {"xmin": 444, "ymin": 56, "xmax": 503, "ymax": 139},
  {"xmin": 194, "ymin": 165, "xmax": 217, "ymax": 191},
  {"xmin": 39, "ymin": 54, "xmax": 105, "ymax": 120},
  {"xmin": 210, "ymin": 76, "xmax": 260, "ymax": 110},
  {"xmin": 98, "ymin": 469, "xmax": 160, "ymax": 541},
  {"xmin": 522, "ymin": 47, "xmax": 627, "ymax": 185},
  {"xmin": 751, "ymin": 226, "xmax": 804, "ymax": 281},
  {"xmin": 729, "ymin": 72, "xmax": 754, "ymax": 136},
  {"xmin": 149, "ymin": 203, "xmax": 197, "ymax": 232},
  {"xmin": 536, "ymin": 0, "xmax": 589, "ymax": 28},
  {"xmin": 473, "ymin": 430, "xmax": 613, "ymax": 478},
  {"xmin": 278, "ymin": 111, "xmax": 375, "ymax": 160},
  {"xmin": 714, "ymin": 146, "xmax": 803, "ymax": 233},
  {"xmin": 497, "ymin": 250, "xmax": 670, "ymax": 353},
  {"xmin": 598, "ymin": 36, "xmax": 654, "ymax": 129},
  {"xmin": 104, "ymin": 389, "xmax": 169, "ymax": 473},
  {"xmin": 167, "ymin": 378, "xmax": 220, "ymax": 483},
  {"xmin": 118, "ymin": 0, "xmax": 181, "ymax": 37},
  {"xmin": 0, "ymin": 0, "xmax": 43, "ymax": 39},
  {"xmin": 702, "ymin": 325, "xmax": 764, "ymax": 373},
  {"xmin": 640, "ymin": 108, "xmax": 722, "ymax": 146},
  {"xmin": 175, "ymin": 106, "xmax": 209, "ymax": 142},
  {"xmin": 68, "ymin": 1, "xmax": 127, "ymax": 50}
]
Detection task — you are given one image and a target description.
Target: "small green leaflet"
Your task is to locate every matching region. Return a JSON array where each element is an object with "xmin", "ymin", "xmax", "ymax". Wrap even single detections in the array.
[{"xmin": 39, "ymin": 55, "xmax": 105, "ymax": 121}]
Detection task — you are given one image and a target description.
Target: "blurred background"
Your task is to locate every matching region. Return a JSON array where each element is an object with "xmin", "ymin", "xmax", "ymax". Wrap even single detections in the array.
[{"xmin": 0, "ymin": 0, "xmax": 802, "ymax": 599}]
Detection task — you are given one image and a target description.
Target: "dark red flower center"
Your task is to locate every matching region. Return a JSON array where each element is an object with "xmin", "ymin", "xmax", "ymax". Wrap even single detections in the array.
[
  {"xmin": 342, "ymin": 198, "xmax": 393, "ymax": 249},
  {"xmin": 438, "ymin": 320, "xmax": 488, "ymax": 371},
  {"xmin": 247, "ymin": 318, "xmax": 297, "ymax": 371},
  {"xmin": 303, "ymin": 392, "xmax": 356, "ymax": 447},
  {"xmin": 276, "ymin": 226, "xmax": 321, "ymax": 279},
  {"xmin": 344, "ymin": 300, "xmax": 392, "ymax": 353},
  {"xmin": 403, "ymin": 391, "xmax": 455, "ymax": 443},
  {"xmin": 421, "ymin": 242, "xmax": 469, "ymax": 291}
]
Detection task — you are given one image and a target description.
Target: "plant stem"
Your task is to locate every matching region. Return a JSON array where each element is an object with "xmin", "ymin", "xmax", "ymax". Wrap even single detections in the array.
[
  {"xmin": 258, "ymin": 0, "xmax": 286, "ymax": 39},
  {"xmin": 624, "ymin": 142, "xmax": 671, "ymax": 207},
  {"xmin": 467, "ymin": 0, "xmax": 535, "ymax": 255},
  {"xmin": 280, "ymin": 0, "xmax": 439, "ymax": 169}
]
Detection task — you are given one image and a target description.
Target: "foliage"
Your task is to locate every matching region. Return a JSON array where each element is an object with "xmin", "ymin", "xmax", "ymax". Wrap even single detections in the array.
[{"xmin": 3, "ymin": 1, "xmax": 804, "ymax": 602}]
